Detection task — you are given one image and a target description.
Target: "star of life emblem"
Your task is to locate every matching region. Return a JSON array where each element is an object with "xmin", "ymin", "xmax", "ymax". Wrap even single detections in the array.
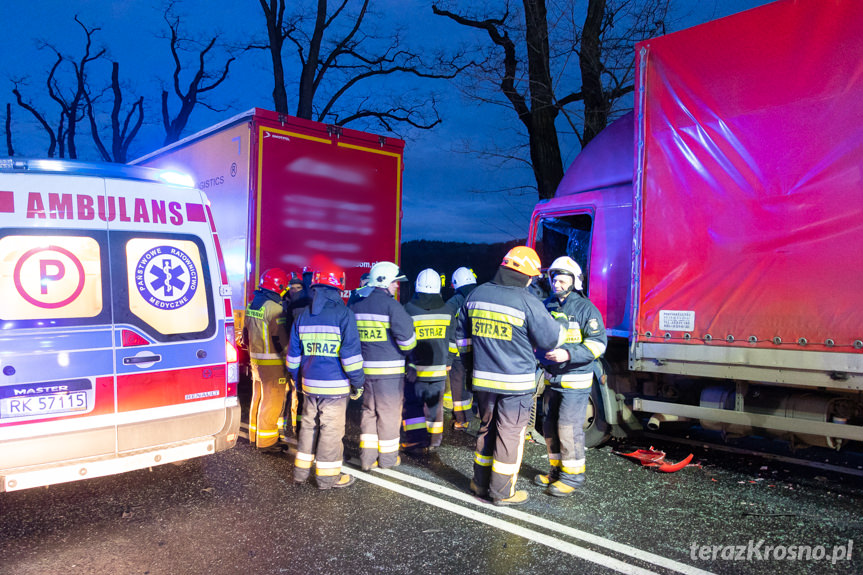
[{"xmin": 135, "ymin": 245, "xmax": 199, "ymax": 310}]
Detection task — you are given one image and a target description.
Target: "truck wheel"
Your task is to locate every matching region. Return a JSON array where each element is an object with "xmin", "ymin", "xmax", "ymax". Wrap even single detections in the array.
[{"xmin": 584, "ymin": 383, "xmax": 611, "ymax": 448}]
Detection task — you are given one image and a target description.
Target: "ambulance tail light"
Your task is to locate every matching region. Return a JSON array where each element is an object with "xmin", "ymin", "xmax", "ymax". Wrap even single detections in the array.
[
  {"xmin": 121, "ymin": 329, "xmax": 150, "ymax": 347},
  {"xmin": 226, "ymin": 323, "xmax": 239, "ymax": 392}
]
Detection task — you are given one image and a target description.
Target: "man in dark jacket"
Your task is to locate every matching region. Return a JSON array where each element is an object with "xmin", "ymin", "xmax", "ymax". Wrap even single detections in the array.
[
  {"xmin": 287, "ymin": 271, "xmax": 364, "ymax": 489},
  {"xmin": 402, "ymin": 268, "xmax": 456, "ymax": 453},
  {"xmin": 350, "ymin": 261, "xmax": 416, "ymax": 470},
  {"xmin": 535, "ymin": 256, "xmax": 607, "ymax": 496},
  {"xmin": 445, "ymin": 267, "xmax": 477, "ymax": 431},
  {"xmin": 456, "ymin": 247, "xmax": 565, "ymax": 506}
]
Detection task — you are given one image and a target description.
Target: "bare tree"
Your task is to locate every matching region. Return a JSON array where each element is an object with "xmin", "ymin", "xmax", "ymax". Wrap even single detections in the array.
[
  {"xmin": 11, "ymin": 16, "xmax": 105, "ymax": 159},
  {"xmin": 5, "ymin": 103, "xmax": 13, "ymax": 157},
  {"xmin": 252, "ymin": 0, "xmax": 468, "ymax": 132},
  {"xmin": 86, "ymin": 62, "xmax": 144, "ymax": 163},
  {"xmin": 433, "ymin": 0, "xmax": 669, "ymax": 200},
  {"xmin": 160, "ymin": 4, "xmax": 235, "ymax": 145}
]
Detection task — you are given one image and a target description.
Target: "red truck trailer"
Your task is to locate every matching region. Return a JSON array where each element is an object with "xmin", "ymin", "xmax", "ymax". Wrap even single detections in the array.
[
  {"xmin": 528, "ymin": 0, "xmax": 863, "ymax": 451},
  {"xmin": 134, "ymin": 109, "xmax": 404, "ymax": 343}
]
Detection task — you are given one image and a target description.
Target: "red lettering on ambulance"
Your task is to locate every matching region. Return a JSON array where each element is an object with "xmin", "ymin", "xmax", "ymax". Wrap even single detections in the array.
[
  {"xmin": 48, "ymin": 193, "xmax": 74, "ymax": 219},
  {"xmin": 151, "ymin": 200, "xmax": 167, "ymax": 224},
  {"xmin": 133, "ymin": 198, "xmax": 149, "ymax": 223},
  {"xmin": 168, "ymin": 202, "xmax": 183, "ymax": 225},
  {"xmin": 26, "ymin": 193, "xmax": 46, "ymax": 219},
  {"xmin": 77, "ymin": 194, "xmax": 95, "ymax": 219},
  {"xmin": 118, "ymin": 197, "xmax": 131, "ymax": 222},
  {"xmin": 98, "ymin": 196, "xmax": 116, "ymax": 221}
]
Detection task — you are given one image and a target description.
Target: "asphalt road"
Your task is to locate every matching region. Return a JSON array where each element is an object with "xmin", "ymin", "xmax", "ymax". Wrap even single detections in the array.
[{"xmin": 2, "ymin": 409, "xmax": 862, "ymax": 575}]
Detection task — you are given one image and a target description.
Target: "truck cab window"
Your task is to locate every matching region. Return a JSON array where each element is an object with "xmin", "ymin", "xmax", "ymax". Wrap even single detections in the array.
[{"xmin": 534, "ymin": 214, "xmax": 593, "ymax": 296}]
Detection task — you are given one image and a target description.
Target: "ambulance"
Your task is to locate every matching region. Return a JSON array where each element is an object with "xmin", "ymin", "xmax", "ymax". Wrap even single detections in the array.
[{"xmin": 0, "ymin": 158, "xmax": 240, "ymax": 492}]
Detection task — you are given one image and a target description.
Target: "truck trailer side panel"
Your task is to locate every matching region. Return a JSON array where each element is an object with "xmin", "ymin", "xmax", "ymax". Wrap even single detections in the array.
[{"xmin": 632, "ymin": 0, "xmax": 863, "ymax": 387}]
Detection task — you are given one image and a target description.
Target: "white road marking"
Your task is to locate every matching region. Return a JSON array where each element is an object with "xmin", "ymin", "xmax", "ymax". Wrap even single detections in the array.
[
  {"xmin": 373, "ymin": 467, "xmax": 716, "ymax": 575},
  {"xmin": 353, "ymin": 468, "xmax": 659, "ymax": 575}
]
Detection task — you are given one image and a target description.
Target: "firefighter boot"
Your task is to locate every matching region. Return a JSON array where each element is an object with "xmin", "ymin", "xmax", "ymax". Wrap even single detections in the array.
[
  {"xmin": 533, "ymin": 470, "xmax": 559, "ymax": 487},
  {"xmin": 548, "ymin": 476, "xmax": 585, "ymax": 497},
  {"xmin": 493, "ymin": 490, "xmax": 530, "ymax": 507},
  {"xmin": 327, "ymin": 474, "xmax": 357, "ymax": 490},
  {"xmin": 469, "ymin": 479, "xmax": 489, "ymax": 499}
]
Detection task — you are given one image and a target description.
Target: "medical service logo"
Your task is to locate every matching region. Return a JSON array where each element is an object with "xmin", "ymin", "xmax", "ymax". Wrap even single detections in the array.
[{"xmin": 135, "ymin": 245, "xmax": 198, "ymax": 310}]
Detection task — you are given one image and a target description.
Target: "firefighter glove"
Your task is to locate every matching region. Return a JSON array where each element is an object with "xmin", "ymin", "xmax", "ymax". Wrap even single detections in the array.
[{"xmin": 350, "ymin": 386, "xmax": 364, "ymax": 401}]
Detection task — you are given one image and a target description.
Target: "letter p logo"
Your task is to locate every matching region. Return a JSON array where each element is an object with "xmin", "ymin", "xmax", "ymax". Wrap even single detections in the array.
[{"xmin": 40, "ymin": 259, "xmax": 65, "ymax": 294}]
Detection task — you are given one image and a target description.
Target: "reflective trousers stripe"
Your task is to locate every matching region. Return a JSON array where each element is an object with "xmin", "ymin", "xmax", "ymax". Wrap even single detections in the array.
[
  {"xmin": 378, "ymin": 438, "xmax": 400, "ymax": 453},
  {"xmin": 359, "ymin": 433, "xmax": 379, "ymax": 449}
]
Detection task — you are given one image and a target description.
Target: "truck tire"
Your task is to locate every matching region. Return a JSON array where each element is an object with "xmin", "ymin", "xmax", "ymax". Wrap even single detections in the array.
[{"xmin": 584, "ymin": 382, "xmax": 611, "ymax": 448}]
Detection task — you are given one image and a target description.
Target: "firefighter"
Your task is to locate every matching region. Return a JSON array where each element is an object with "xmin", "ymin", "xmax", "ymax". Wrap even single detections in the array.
[
  {"xmin": 347, "ymin": 272, "xmax": 371, "ymax": 306},
  {"xmin": 350, "ymin": 261, "xmax": 416, "ymax": 470},
  {"xmin": 282, "ymin": 275, "xmax": 311, "ymax": 440},
  {"xmin": 287, "ymin": 271, "xmax": 365, "ymax": 489},
  {"xmin": 445, "ymin": 266, "xmax": 477, "ymax": 431},
  {"xmin": 246, "ymin": 268, "xmax": 291, "ymax": 453},
  {"xmin": 534, "ymin": 256, "xmax": 607, "ymax": 496},
  {"xmin": 456, "ymin": 247, "xmax": 565, "ymax": 506},
  {"xmin": 402, "ymin": 268, "xmax": 457, "ymax": 453}
]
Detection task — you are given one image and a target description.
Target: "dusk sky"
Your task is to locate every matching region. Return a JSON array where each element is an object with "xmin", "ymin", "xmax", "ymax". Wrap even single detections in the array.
[{"xmin": 1, "ymin": 0, "xmax": 773, "ymax": 243}]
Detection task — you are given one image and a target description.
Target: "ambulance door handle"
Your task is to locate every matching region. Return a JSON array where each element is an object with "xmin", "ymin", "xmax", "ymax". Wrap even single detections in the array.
[{"xmin": 123, "ymin": 354, "xmax": 162, "ymax": 365}]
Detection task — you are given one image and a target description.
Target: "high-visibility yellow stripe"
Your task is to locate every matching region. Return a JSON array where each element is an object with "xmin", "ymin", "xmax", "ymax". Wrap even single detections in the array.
[
  {"xmin": 257, "ymin": 429, "xmax": 279, "ymax": 438},
  {"xmin": 492, "ymin": 460, "xmax": 519, "ymax": 475},
  {"xmin": 583, "ymin": 339, "xmax": 607, "ymax": 358},
  {"xmin": 365, "ymin": 366, "xmax": 405, "ymax": 375},
  {"xmin": 357, "ymin": 320, "xmax": 390, "ymax": 329},
  {"xmin": 427, "ymin": 421, "xmax": 444, "ymax": 433},
  {"xmin": 467, "ymin": 308, "xmax": 524, "ymax": 327},
  {"xmin": 453, "ymin": 398, "xmax": 473, "ymax": 411},
  {"xmin": 343, "ymin": 362, "xmax": 364, "ymax": 372},
  {"xmin": 251, "ymin": 358, "xmax": 285, "ymax": 366},
  {"xmin": 360, "ymin": 433, "xmax": 379, "ymax": 449},
  {"xmin": 561, "ymin": 458, "xmax": 586, "ymax": 475},
  {"xmin": 474, "ymin": 452, "xmax": 492, "ymax": 467},
  {"xmin": 413, "ymin": 319, "xmax": 451, "ymax": 327},
  {"xmin": 378, "ymin": 438, "xmax": 400, "ymax": 453},
  {"xmin": 315, "ymin": 467, "xmax": 341, "ymax": 477},
  {"xmin": 302, "ymin": 384, "xmax": 350, "ymax": 395},
  {"xmin": 300, "ymin": 332, "xmax": 341, "ymax": 342},
  {"xmin": 473, "ymin": 378, "xmax": 535, "ymax": 393}
]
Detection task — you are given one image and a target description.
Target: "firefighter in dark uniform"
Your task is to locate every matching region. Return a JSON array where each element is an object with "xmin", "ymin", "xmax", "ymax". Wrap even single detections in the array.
[
  {"xmin": 445, "ymin": 267, "xmax": 477, "ymax": 431},
  {"xmin": 349, "ymin": 261, "xmax": 416, "ymax": 470},
  {"xmin": 287, "ymin": 271, "xmax": 365, "ymax": 489},
  {"xmin": 535, "ymin": 256, "xmax": 607, "ymax": 496},
  {"xmin": 246, "ymin": 268, "xmax": 291, "ymax": 453},
  {"xmin": 456, "ymin": 247, "xmax": 565, "ymax": 506},
  {"xmin": 402, "ymin": 268, "xmax": 456, "ymax": 452},
  {"xmin": 283, "ymin": 275, "xmax": 310, "ymax": 439}
]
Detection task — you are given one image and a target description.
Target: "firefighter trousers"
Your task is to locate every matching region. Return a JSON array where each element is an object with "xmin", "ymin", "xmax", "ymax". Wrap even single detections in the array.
[
  {"xmin": 542, "ymin": 388, "xmax": 588, "ymax": 486},
  {"xmin": 293, "ymin": 395, "xmax": 349, "ymax": 489},
  {"xmin": 249, "ymin": 365, "xmax": 288, "ymax": 449},
  {"xmin": 402, "ymin": 377, "xmax": 445, "ymax": 448},
  {"xmin": 360, "ymin": 375, "xmax": 404, "ymax": 469},
  {"xmin": 448, "ymin": 357, "xmax": 474, "ymax": 425},
  {"xmin": 473, "ymin": 391, "xmax": 532, "ymax": 501}
]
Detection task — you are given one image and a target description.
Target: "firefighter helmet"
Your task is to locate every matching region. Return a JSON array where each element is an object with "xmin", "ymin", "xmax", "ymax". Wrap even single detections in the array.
[
  {"xmin": 259, "ymin": 268, "xmax": 290, "ymax": 295},
  {"xmin": 501, "ymin": 246, "xmax": 542, "ymax": 277},
  {"xmin": 548, "ymin": 256, "xmax": 584, "ymax": 291},
  {"xmin": 368, "ymin": 261, "xmax": 407, "ymax": 288},
  {"xmin": 312, "ymin": 271, "xmax": 345, "ymax": 290},
  {"xmin": 452, "ymin": 267, "xmax": 477, "ymax": 290},
  {"xmin": 416, "ymin": 268, "xmax": 442, "ymax": 294}
]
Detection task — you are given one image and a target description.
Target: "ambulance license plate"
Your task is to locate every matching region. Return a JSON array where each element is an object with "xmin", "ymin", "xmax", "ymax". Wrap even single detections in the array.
[{"xmin": 0, "ymin": 392, "xmax": 88, "ymax": 419}]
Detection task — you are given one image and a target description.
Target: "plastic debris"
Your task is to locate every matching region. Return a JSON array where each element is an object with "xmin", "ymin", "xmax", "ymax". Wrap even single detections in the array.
[{"xmin": 612, "ymin": 446, "xmax": 697, "ymax": 473}]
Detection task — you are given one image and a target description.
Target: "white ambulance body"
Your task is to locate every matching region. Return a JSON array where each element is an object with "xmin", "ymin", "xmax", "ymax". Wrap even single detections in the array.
[{"xmin": 0, "ymin": 159, "xmax": 240, "ymax": 492}]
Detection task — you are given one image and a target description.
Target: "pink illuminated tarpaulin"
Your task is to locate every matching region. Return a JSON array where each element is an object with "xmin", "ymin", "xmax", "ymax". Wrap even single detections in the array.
[{"xmin": 633, "ymin": 0, "xmax": 863, "ymax": 352}]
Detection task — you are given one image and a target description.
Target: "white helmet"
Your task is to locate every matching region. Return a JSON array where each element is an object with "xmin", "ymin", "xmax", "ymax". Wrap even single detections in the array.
[
  {"xmin": 415, "ymin": 268, "xmax": 442, "ymax": 294},
  {"xmin": 548, "ymin": 256, "xmax": 583, "ymax": 291},
  {"xmin": 368, "ymin": 261, "xmax": 407, "ymax": 288},
  {"xmin": 452, "ymin": 267, "xmax": 477, "ymax": 290}
]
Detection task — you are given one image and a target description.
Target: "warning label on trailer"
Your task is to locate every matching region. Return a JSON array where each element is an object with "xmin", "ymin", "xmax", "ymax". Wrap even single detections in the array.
[{"xmin": 658, "ymin": 310, "xmax": 695, "ymax": 332}]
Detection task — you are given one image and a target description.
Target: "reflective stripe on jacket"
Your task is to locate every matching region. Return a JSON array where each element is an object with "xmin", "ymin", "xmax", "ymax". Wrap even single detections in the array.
[
  {"xmin": 288, "ymin": 287, "xmax": 365, "ymax": 397},
  {"xmin": 246, "ymin": 289, "xmax": 289, "ymax": 367},
  {"xmin": 404, "ymin": 297, "xmax": 456, "ymax": 382},
  {"xmin": 538, "ymin": 291, "xmax": 607, "ymax": 392},
  {"xmin": 456, "ymin": 281, "xmax": 563, "ymax": 395},
  {"xmin": 349, "ymin": 287, "xmax": 416, "ymax": 377}
]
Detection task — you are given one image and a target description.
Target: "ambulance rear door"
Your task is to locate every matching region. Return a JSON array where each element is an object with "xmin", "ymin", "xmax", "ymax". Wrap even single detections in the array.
[
  {"xmin": 104, "ymin": 178, "xmax": 227, "ymax": 452},
  {"xmin": 0, "ymin": 174, "xmax": 116, "ymax": 477}
]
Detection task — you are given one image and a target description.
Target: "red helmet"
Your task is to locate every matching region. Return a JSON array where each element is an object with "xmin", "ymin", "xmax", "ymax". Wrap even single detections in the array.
[
  {"xmin": 260, "ymin": 268, "xmax": 290, "ymax": 294},
  {"xmin": 312, "ymin": 271, "xmax": 345, "ymax": 290}
]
